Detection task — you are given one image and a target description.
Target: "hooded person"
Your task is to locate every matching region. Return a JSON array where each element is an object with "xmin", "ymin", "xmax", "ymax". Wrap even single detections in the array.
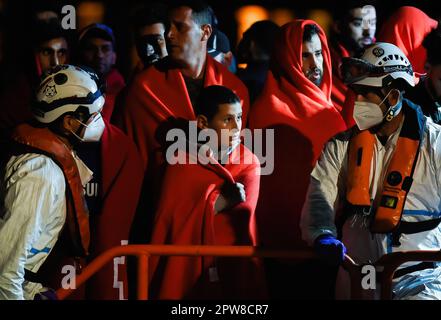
[
  {"xmin": 377, "ymin": 6, "xmax": 438, "ymax": 77},
  {"xmin": 248, "ymin": 20, "xmax": 347, "ymax": 298},
  {"xmin": 301, "ymin": 42, "xmax": 441, "ymax": 300},
  {"xmin": 148, "ymin": 85, "xmax": 266, "ymax": 299}
]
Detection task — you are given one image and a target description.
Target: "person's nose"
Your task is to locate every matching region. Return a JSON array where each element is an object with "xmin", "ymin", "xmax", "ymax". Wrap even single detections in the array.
[
  {"xmin": 50, "ymin": 53, "xmax": 59, "ymax": 66},
  {"xmin": 362, "ymin": 27, "xmax": 370, "ymax": 36},
  {"xmin": 167, "ymin": 25, "xmax": 176, "ymax": 41},
  {"xmin": 311, "ymin": 55, "xmax": 318, "ymax": 69},
  {"xmin": 95, "ymin": 48, "xmax": 104, "ymax": 59},
  {"xmin": 232, "ymin": 117, "xmax": 241, "ymax": 131}
]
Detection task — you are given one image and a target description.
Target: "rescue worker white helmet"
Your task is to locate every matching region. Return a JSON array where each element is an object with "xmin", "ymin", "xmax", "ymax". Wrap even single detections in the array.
[
  {"xmin": 341, "ymin": 42, "xmax": 415, "ymax": 88},
  {"xmin": 33, "ymin": 64, "xmax": 105, "ymax": 123}
]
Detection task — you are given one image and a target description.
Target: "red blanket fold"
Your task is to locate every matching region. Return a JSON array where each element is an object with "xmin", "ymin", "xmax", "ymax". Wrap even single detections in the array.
[
  {"xmin": 249, "ymin": 20, "xmax": 347, "ymax": 249},
  {"xmin": 330, "ymin": 42, "xmax": 352, "ymax": 123},
  {"xmin": 149, "ymin": 144, "xmax": 267, "ymax": 299},
  {"xmin": 378, "ymin": 6, "xmax": 438, "ymax": 76},
  {"xmin": 101, "ymin": 69, "xmax": 126, "ymax": 122}
]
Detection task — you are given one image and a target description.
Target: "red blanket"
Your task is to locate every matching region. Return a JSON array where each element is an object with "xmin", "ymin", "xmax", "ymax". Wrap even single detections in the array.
[
  {"xmin": 86, "ymin": 122, "xmax": 143, "ymax": 300},
  {"xmin": 149, "ymin": 144, "xmax": 266, "ymax": 299},
  {"xmin": 378, "ymin": 6, "xmax": 438, "ymax": 76},
  {"xmin": 249, "ymin": 20, "xmax": 347, "ymax": 249},
  {"xmin": 330, "ymin": 42, "xmax": 355, "ymax": 127},
  {"xmin": 115, "ymin": 55, "xmax": 249, "ymax": 173}
]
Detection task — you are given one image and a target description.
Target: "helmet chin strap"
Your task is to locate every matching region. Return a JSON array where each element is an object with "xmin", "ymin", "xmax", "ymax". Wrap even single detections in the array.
[{"xmin": 382, "ymin": 89, "xmax": 403, "ymax": 122}]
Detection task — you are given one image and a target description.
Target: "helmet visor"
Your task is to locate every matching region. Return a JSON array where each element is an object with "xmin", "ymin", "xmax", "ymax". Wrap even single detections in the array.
[{"xmin": 340, "ymin": 57, "xmax": 413, "ymax": 85}]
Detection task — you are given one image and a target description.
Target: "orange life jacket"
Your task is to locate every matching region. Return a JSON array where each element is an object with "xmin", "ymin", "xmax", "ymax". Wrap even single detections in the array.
[{"xmin": 346, "ymin": 102, "xmax": 423, "ymax": 234}]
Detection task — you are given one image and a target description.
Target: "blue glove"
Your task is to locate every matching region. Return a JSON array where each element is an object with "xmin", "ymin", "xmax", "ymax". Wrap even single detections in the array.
[{"xmin": 314, "ymin": 234, "xmax": 347, "ymax": 266}]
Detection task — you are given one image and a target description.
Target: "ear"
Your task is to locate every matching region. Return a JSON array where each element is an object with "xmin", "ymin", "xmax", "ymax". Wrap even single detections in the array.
[
  {"xmin": 196, "ymin": 114, "xmax": 209, "ymax": 130},
  {"xmin": 62, "ymin": 114, "xmax": 80, "ymax": 134},
  {"xmin": 111, "ymin": 51, "xmax": 117, "ymax": 65},
  {"xmin": 387, "ymin": 89, "xmax": 401, "ymax": 106},
  {"xmin": 223, "ymin": 51, "xmax": 233, "ymax": 67},
  {"xmin": 201, "ymin": 24, "xmax": 212, "ymax": 41}
]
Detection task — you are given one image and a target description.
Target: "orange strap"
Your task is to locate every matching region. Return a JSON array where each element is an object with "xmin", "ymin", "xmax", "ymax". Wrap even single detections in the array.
[
  {"xmin": 347, "ymin": 130, "xmax": 375, "ymax": 206},
  {"xmin": 12, "ymin": 123, "xmax": 90, "ymax": 255}
]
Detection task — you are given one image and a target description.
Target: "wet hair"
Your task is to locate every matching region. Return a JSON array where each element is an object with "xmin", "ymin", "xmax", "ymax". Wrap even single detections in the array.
[
  {"xmin": 169, "ymin": 0, "xmax": 212, "ymax": 26},
  {"xmin": 423, "ymin": 23, "xmax": 441, "ymax": 66},
  {"xmin": 303, "ymin": 24, "xmax": 321, "ymax": 43},
  {"xmin": 195, "ymin": 85, "xmax": 240, "ymax": 121}
]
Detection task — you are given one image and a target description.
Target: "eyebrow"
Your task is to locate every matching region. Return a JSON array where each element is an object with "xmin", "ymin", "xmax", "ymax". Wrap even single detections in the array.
[
  {"xmin": 302, "ymin": 50, "xmax": 321, "ymax": 55},
  {"xmin": 40, "ymin": 47, "xmax": 67, "ymax": 52}
]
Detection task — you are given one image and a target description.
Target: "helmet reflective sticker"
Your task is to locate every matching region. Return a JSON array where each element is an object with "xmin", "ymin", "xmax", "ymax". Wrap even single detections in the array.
[{"xmin": 33, "ymin": 64, "xmax": 105, "ymax": 123}]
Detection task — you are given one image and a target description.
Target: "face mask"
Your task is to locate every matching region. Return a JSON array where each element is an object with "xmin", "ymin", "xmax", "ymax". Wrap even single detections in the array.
[
  {"xmin": 71, "ymin": 113, "xmax": 105, "ymax": 142},
  {"xmin": 353, "ymin": 90, "xmax": 402, "ymax": 130},
  {"xmin": 353, "ymin": 100, "xmax": 384, "ymax": 130}
]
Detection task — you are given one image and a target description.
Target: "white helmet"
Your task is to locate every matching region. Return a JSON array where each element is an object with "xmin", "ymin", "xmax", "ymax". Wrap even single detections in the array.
[
  {"xmin": 341, "ymin": 42, "xmax": 415, "ymax": 88},
  {"xmin": 33, "ymin": 65, "xmax": 105, "ymax": 123}
]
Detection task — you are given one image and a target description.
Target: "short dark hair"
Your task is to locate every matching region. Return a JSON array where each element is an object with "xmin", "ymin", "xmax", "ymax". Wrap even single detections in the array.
[
  {"xmin": 33, "ymin": 20, "xmax": 67, "ymax": 48},
  {"xmin": 170, "ymin": 0, "xmax": 212, "ymax": 26},
  {"xmin": 241, "ymin": 20, "xmax": 280, "ymax": 55},
  {"xmin": 332, "ymin": 0, "xmax": 377, "ymax": 23},
  {"xmin": 423, "ymin": 23, "xmax": 441, "ymax": 65},
  {"xmin": 303, "ymin": 24, "xmax": 321, "ymax": 43},
  {"xmin": 195, "ymin": 85, "xmax": 240, "ymax": 121}
]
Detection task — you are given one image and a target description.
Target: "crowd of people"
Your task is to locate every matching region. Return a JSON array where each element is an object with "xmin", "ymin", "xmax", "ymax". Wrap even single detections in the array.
[{"xmin": 1, "ymin": 0, "xmax": 441, "ymax": 300}]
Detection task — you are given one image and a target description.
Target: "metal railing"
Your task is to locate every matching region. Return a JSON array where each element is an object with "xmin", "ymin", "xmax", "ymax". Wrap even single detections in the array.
[
  {"xmin": 56, "ymin": 244, "xmax": 317, "ymax": 300},
  {"xmin": 374, "ymin": 250, "xmax": 441, "ymax": 300},
  {"xmin": 55, "ymin": 245, "xmax": 441, "ymax": 300}
]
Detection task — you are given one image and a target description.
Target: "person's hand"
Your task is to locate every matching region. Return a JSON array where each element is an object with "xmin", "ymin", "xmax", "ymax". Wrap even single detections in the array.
[
  {"xmin": 222, "ymin": 182, "xmax": 246, "ymax": 207},
  {"xmin": 215, "ymin": 182, "xmax": 246, "ymax": 213},
  {"xmin": 314, "ymin": 234, "xmax": 347, "ymax": 266},
  {"xmin": 34, "ymin": 287, "xmax": 58, "ymax": 300}
]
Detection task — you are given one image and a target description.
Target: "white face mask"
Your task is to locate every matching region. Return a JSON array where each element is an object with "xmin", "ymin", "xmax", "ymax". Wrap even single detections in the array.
[
  {"xmin": 83, "ymin": 114, "xmax": 105, "ymax": 142},
  {"xmin": 353, "ymin": 90, "xmax": 402, "ymax": 131},
  {"xmin": 72, "ymin": 113, "xmax": 105, "ymax": 142},
  {"xmin": 353, "ymin": 100, "xmax": 384, "ymax": 130}
]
